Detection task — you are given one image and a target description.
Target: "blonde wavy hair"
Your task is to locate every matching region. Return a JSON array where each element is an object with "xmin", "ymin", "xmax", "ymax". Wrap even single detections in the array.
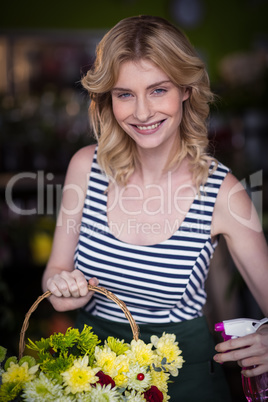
[{"xmin": 81, "ymin": 15, "xmax": 216, "ymax": 188}]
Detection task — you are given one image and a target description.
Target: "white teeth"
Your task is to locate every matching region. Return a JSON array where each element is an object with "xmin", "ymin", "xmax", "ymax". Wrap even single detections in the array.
[{"xmin": 136, "ymin": 122, "xmax": 161, "ymax": 130}]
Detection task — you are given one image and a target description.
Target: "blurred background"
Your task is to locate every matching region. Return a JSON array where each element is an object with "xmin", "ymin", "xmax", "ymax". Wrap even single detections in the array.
[{"xmin": 0, "ymin": 0, "xmax": 267, "ymax": 400}]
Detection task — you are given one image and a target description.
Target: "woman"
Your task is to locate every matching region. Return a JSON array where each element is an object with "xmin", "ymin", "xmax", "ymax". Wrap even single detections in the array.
[{"xmin": 42, "ymin": 15, "xmax": 268, "ymax": 401}]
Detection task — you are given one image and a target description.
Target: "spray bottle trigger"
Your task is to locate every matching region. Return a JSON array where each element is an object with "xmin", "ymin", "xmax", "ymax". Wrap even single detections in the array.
[{"xmin": 252, "ymin": 317, "xmax": 268, "ymax": 331}]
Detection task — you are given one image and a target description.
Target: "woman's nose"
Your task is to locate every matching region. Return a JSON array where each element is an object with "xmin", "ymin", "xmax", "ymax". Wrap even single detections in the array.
[{"xmin": 133, "ymin": 97, "xmax": 153, "ymax": 122}]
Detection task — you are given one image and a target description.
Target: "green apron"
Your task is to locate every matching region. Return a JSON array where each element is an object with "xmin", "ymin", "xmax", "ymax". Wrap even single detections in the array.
[{"xmin": 76, "ymin": 311, "xmax": 232, "ymax": 402}]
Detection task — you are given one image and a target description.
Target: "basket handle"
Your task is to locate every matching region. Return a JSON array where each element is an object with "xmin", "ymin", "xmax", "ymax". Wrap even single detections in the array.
[{"xmin": 19, "ymin": 284, "xmax": 140, "ymax": 359}]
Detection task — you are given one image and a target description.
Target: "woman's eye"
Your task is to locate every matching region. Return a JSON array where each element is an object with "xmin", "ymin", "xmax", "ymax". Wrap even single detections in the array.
[
  {"xmin": 153, "ymin": 88, "xmax": 166, "ymax": 95},
  {"xmin": 118, "ymin": 92, "xmax": 132, "ymax": 98}
]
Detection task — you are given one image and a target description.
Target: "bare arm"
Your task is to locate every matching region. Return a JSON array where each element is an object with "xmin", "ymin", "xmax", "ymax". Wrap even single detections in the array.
[
  {"xmin": 212, "ymin": 172, "xmax": 268, "ymax": 315},
  {"xmin": 42, "ymin": 144, "xmax": 98, "ymax": 312},
  {"xmin": 212, "ymin": 172, "xmax": 268, "ymax": 375}
]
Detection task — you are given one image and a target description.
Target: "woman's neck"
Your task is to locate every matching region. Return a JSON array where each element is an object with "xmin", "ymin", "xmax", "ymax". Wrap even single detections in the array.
[{"xmin": 134, "ymin": 138, "xmax": 182, "ymax": 185}]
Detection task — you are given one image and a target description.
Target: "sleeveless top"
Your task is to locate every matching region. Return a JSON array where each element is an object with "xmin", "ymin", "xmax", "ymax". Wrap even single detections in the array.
[{"xmin": 74, "ymin": 147, "xmax": 230, "ymax": 324}]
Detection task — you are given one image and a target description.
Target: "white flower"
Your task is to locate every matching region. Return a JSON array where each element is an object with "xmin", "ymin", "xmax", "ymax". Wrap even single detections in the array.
[
  {"xmin": 75, "ymin": 392, "xmax": 92, "ymax": 402},
  {"xmin": 126, "ymin": 363, "xmax": 152, "ymax": 392},
  {"xmin": 124, "ymin": 389, "xmax": 146, "ymax": 401},
  {"xmin": 22, "ymin": 371, "xmax": 64, "ymax": 401},
  {"xmin": 53, "ymin": 396, "xmax": 76, "ymax": 401},
  {"xmin": 89, "ymin": 383, "xmax": 122, "ymax": 401}
]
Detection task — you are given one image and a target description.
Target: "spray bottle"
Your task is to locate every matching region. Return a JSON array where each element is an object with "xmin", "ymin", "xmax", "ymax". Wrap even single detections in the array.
[{"xmin": 215, "ymin": 317, "xmax": 268, "ymax": 402}]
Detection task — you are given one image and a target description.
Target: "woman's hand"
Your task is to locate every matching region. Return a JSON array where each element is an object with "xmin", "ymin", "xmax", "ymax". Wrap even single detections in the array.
[
  {"xmin": 214, "ymin": 325, "xmax": 268, "ymax": 376},
  {"xmin": 46, "ymin": 270, "xmax": 99, "ymax": 312}
]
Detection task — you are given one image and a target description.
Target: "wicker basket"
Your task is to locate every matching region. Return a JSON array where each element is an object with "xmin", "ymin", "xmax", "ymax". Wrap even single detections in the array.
[{"xmin": 19, "ymin": 284, "xmax": 140, "ymax": 359}]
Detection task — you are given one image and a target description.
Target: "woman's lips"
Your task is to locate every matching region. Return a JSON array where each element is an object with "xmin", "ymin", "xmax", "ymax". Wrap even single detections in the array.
[{"xmin": 131, "ymin": 119, "xmax": 165, "ymax": 133}]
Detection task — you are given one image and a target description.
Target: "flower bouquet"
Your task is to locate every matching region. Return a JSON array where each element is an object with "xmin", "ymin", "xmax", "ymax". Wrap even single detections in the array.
[{"xmin": 0, "ymin": 286, "xmax": 184, "ymax": 401}]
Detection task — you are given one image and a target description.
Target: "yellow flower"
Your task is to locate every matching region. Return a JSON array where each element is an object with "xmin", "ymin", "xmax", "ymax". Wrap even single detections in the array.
[
  {"xmin": 61, "ymin": 355, "xmax": 99, "ymax": 394},
  {"xmin": 163, "ymin": 391, "xmax": 171, "ymax": 401},
  {"xmin": 94, "ymin": 345, "xmax": 117, "ymax": 375},
  {"xmin": 95, "ymin": 346, "xmax": 130, "ymax": 386},
  {"xmin": 151, "ymin": 333, "xmax": 184, "ymax": 376},
  {"xmin": 150, "ymin": 363, "xmax": 169, "ymax": 393},
  {"xmin": 111, "ymin": 354, "xmax": 130, "ymax": 387},
  {"xmin": 2, "ymin": 361, "xmax": 39, "ymax": 384},
  {"xmin": 127, "ymin": 340, "xmax": 154, "ymax": 367}
]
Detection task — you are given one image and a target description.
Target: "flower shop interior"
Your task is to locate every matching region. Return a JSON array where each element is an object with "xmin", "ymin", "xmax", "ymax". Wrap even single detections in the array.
[{"xmin": 0, "ymin": 0, "xmax": 267, "ymax": 401}]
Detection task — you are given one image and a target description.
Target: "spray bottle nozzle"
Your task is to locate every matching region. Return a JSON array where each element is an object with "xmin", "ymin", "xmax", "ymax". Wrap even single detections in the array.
[
  {"xmin": 214, "ymin": 322, "xmax": 224, "ymax": 332},
  {"xmin": 215, "ymin": 318, "xmax": 268, "ymax": 339}
]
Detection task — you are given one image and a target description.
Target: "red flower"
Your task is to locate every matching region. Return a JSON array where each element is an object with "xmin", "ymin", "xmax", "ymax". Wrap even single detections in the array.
[
  {"xmin": 96, "ymin": 371, "xmax": 116, "ymax": 388},
  {"xmin": 143, "ymin": 385, "xmax": 164, "ymax": 401}
]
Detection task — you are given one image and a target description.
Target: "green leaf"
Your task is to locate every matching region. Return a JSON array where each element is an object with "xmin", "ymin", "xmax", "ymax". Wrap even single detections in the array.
[
  {"xmin": 19, "ymin": 355, "xmax": 37, "ymax": 368},
  {"xmin": 161, "ymin": 357, "xmax": 167, "ymax": 365},
  {"xmin": 4, "ymin": 356, "xmax": 18, "ymax": 371},
  {"xmin": 40, "ymin": 354, "xmax": 74, "ymax": 375},
  {"xmin": 0, "ymin": 381, "xmax": 22, "ymax": 401},
  {"xmin": 105, "ymin": 336, "xmax": 129, "ymax": 355},
  {"xmin": 0, "ymin": 346, "xmax": 7, "ymax": 363},
  {"xmin": 26, "ymin": 337, "xmax": 50, "ymax": 353},
  {"xmin": 152, "ymin": 363, "xmax": 162, "ymax": 372}
]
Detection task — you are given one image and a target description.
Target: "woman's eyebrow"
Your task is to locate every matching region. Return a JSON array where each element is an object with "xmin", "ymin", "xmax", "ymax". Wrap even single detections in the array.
[
  {"xmin": 111, "ymin": 87, "xmax": 131, "ymax": 92},
  {"xmin": 147, "ymin": 80, "xmax": 172, "ymax": 90},
  {"xmin": 112, "ymin": 80, "xmax": 172, "ymax": 92}
]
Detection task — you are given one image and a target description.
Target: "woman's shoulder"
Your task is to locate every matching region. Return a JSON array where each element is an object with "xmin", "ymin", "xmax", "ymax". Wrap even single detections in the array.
[
  {"xmin": 212, "ymin": 169, "xmax": 261, "ymax": 236},
  {"xmin": 64, "ymin": 144, "xmax": 97, "ymax": 189},
  {"xmin": 69, "ymin": 144, "xmax": 97, "ymax": 167},
  {"xmin": 212, "ymin": 163, "xmax": 243, "ymax": 208}
]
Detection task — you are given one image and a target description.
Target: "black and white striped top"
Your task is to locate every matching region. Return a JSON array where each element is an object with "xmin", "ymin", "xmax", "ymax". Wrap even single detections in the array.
[{"xmin": 74, "ymin": 148, "xmax": 229, "ymax": 324}]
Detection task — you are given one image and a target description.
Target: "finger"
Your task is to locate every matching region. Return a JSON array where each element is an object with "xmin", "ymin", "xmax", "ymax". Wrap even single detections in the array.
[
  {"xmin": 237, "ymin": 359, "xmax": 243, "ymax": 368},
  {"xmin": 214, "ymin": 348, "xmax": 249, "ymax": 364},
  {"xmin": 70, "ymin": 270, "xmax": 89, "ymax": 297},
  {"xmin": 86, "ymin": 277, "xmax": 99, "ymax": 299},
  {"xmin": 240, "ymin": 351, "xmax": 268, "ymax": 368},
  {"xmin": 88, "ymin": 277, "xmax": 99, "ymax": 287},
  {"xmin": 66, "ymin": 272, "xmax": 99, "ymax": 297},
  {"xmin": 47, "ymin": 272, "xmax": 99, "ymax": 300},
  {"xmin": 47, "ymin": 279, "xmax": 63, "ymax": 297},
  {"xmin": 216, "ymin": 337, "xmax": 267, "ymax": 364},
  {"xmin": 241, "ymin": 364, "xmax": 268, "ymax": 377},
  {"xmin": 60, "ymin": 271, "xmax": 81, "ymax": 297},
  {"xmin": 238, "ymin": 357, "xmax": 257, "ymax": 369},
  {"xmin": 50, "ymin": 272, "xmax": 82, "ymax": 298},
  {"xmin": 48, "ymin": 291, "xmax": 94, "ymax": 312},
  {"xmin": 214, "ymin": 343, "xmax": 268, "ymax": 367},
  {"xmin": 215, "ymin": 336, "xmax": 254, "ymax": 353},
  {"xmin": 47, "ymin": 274, "xmax": 71, "ymax": 297}
]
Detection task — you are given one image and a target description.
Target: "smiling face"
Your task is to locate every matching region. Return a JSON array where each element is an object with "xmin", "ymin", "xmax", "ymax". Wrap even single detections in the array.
[{"xmin": 111, "ymin": 59, "xmax": 189, "ymax": 154}]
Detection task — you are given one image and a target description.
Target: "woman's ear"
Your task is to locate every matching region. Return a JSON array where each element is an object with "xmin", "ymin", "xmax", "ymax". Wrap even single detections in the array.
[{"xmin": 182, "ymin": 87, "xmax": 191, "ymax": 102}]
